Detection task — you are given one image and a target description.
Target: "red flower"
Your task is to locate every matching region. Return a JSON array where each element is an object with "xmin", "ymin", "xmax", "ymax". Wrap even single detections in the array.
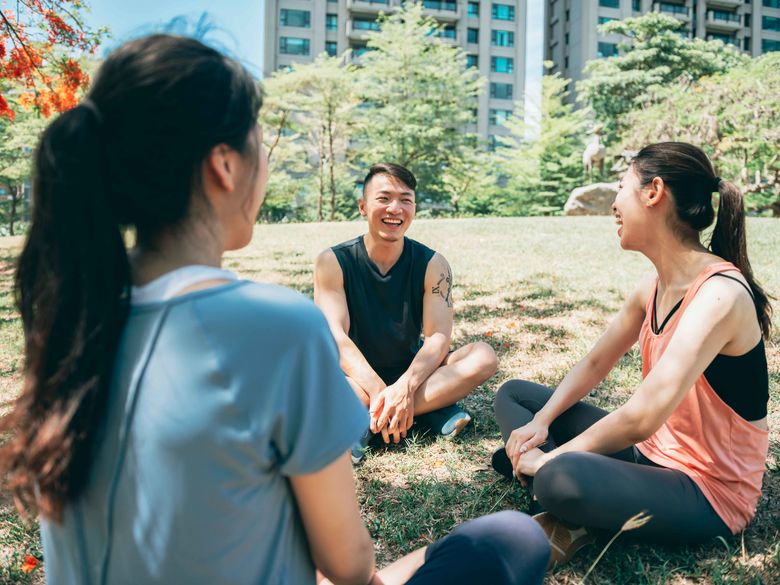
[{"xmin": 20, "ymin": 555, "xmax": 39, "ymax": 574}]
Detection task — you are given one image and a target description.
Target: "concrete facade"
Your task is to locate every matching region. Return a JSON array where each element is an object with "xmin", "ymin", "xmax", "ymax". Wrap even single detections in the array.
[
  {"xmin": 264, "ymin": 0, "xmax": 528, "ymax": 144},
  {"xmin": 545, "ymin": 0, "xmax": 780, "ymax": 96}
]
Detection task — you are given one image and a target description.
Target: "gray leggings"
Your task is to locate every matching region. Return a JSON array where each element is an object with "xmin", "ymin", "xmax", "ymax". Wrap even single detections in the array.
[{"xmin": 494, "ymin": 379, "xmax": 732, "ymax": 544}]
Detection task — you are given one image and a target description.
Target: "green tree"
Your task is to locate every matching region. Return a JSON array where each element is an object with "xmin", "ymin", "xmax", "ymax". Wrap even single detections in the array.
[
  {"xmin": 620, "ymin": 52, "xmax": 780, "ymax": 215},
  {"xmin": 292, "ymin": 53, "xmax": 359, "ymax": 221},
  {"xmin": 260, "ymin": 67, "xmax": 312, "ymax": 221},
  {"xmin": 498, "ymin": 68, "xmax": 588, "ymax": 215},
  {"xmin": 441, "ymin": 147, "xmax": 501, "ymax": 215},
  {"xmin": 356, "ymin": 2, "xmax": 483, "ymax": 203},
  {"xmin": 0, "ymin": 102, "xmax": 46, "ymax": 235},
  {"xmin": 578, "ymin": 13, "xmax": 748, "ymax": 143}
]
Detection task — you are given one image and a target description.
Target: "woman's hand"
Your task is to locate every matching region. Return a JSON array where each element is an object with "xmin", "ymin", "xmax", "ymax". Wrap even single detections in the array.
[
  {"xmin": 516, "ymin": 448, "xmax": 552, "ymax": 478},
  {"xmin": 506, "ymin": 417, "xmax": 549, "ymax": 469}
]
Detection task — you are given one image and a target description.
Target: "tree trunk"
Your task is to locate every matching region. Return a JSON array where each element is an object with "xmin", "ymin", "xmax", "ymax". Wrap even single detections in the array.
[
  {"xmin": 10, "ymin": 183, "xmax": 20, "ymax": 237},
  {"xmin": 328, "ymin": 107, "xmax": 337, "ymax": 222},
  {"xmin": 317, "ymin": 129, "xmax": 325, "ymax": 222}
]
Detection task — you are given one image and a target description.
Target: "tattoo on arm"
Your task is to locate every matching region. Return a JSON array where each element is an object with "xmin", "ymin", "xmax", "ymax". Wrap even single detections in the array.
[{"xmin": 432, "ymin": 266, "xmax": 453, "ymax": 308}]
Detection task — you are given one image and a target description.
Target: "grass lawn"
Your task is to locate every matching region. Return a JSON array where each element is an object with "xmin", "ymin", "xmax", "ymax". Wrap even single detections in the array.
[{"xmin": 0, "ymin": 216, "xmax": 778, "ymax": 584}]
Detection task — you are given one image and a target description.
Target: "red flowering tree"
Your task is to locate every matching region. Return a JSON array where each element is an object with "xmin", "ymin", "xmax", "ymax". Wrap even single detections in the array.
[{"xmin": 1, "ymin": 0, "xmax": 104, "ymax": 119}]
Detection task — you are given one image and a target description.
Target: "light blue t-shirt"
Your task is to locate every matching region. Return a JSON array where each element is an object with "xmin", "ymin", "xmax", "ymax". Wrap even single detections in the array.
[{"xmin": 41, "ymin": 281, "xmax": 368, "ymax": 585}]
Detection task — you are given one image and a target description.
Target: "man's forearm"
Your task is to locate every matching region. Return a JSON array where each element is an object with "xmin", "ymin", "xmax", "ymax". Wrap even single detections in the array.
[
  {"xmin": 399, "ymin": 333, "xmax": 450, "ymax": 394},
  {"xmin": 337, "ymin": 336, "xmax": 386, "ymax": 397}
]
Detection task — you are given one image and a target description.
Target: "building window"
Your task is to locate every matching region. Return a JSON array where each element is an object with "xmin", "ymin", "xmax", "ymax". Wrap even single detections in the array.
[
  {"xmin": 280, "ymin": 37, "xmax": 310, "ymax": 55},
  {"xmin": 598, "ymin": 16, "xmax": 616, "ymax": 25},
  {"xmin": 466, "ymin": 54, "xmax": 479, "ymax": 68},
  {"xmin": 326, "ymin": 41, "xmax": 338, "ymax": 56},
  {"xmin": 491, "ymin": 3, "xmax": 515, "ymax": 21},
  {"xmin": 423, "ymin": 0, "xmax": 457, "ymax": 11},
  {"xmin": 707, "ymin": 32, "xmax": 737, "ymax": 45},
  {"xmin": 597, "ymin": 42, "xmax": 618, "ymax": 57},
  {"xmin": 326, "ymin": 14, "xmax": 338, "ymax": 31},
  {"xmin": 599, "ymin": 0, "xmax": 620, "ymax": 8},
  {"xmin": 564, "ymin": 56, "xmax": 569, "ymax": 68},
  {"xmin": 489, "ymin": 108, "xmax": 512, "ymax": 125},
  {"xmin": 353, "ymin": 17, "xmax": 380, "ymax": 31},
  {"xmin": 763, "ymin": 15, "xmax": 780, "ymax": 32},
  {"xmin": 491, "ymin": 56, "xmax": 514, "ymax": 73},
  {"xmin": 658, "ymin": 2, "xmax": 688, "ymax": 16},
  {"xmin": 468, "ymin": 2, "xmax": 480, "ymax": 17},
  {"xmin": 633, "ymin": 0, "xmax": 641, "ymax": 10},
  {"xmin": 490, "ymin": 82, "xmax": 513, "ymax": 99},
  {"xmin": 488, "ymin": 134, "xmax": 499, "ymax": 152},
  {"xmin": 762, "ymin": 38, "xmax": 780, "ymax": 52},
  {"xmin": 743, "ymin": 37, "xmax": 751, "ymax": 51},
  {"xmin": 565, "ymin": 32, "xmax": 569, "ymax": 44},
  {"xmin": 438, "ymin": 24, "xmax": 457, "ymax": 39},
  {"xmin": 763, "ymin": 0, "xmax": 780, "ymax": 7},
  {"xmin": 491, "ymin": 30, "xmax": 514, "ymax": 47},
  {"xmin": 565, "ymin": 9, "xmax": 570, "ymax": 21},
  {"xmin": 468, "ymin": 28, "xmax": 479, "ymax": 43},
  {"xmin": 352, "ymin": 43, "xmax": 370, "ymax": 57},
  {"xmin": 712, "ymin": 10, "xmax": 739, "ymax": 23},
  {"xmin": 280, "ymin": 9, "xmax": 311, "ymax": 28}
]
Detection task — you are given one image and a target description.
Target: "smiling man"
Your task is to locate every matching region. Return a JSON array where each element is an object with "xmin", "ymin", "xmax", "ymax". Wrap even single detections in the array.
[{"xmin": 314, "ymin": 163, "xmax": 498, "ymax": 463}]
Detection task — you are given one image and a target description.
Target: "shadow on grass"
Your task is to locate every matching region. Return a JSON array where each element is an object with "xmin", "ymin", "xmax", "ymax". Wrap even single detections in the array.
[{"xmin": 457, "ymin": 282, "xmax": 614, "ymax": 324}]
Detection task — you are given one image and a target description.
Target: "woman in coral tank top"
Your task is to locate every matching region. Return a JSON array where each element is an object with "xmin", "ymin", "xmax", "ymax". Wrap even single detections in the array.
[{"xmin": 491, "ymin": 142, "xmax": 772, "ymax": 566}]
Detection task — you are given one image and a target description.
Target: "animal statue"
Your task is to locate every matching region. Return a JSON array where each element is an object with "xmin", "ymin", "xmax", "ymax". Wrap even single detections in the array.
[{"xmin": 583, "ymin": 132, "xmax": 606, "ymax": 182}]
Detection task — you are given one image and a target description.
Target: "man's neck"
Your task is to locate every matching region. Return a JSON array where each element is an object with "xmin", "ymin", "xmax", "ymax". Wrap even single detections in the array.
[{"xmin": 363, "ymin": 232, "xmax": 405, "ymax": 275}]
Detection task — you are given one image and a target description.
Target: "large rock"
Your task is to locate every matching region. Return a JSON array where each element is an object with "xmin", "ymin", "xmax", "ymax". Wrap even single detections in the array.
[{"xmin": 564, "ymin": 182, "xmax": 619, "ymax": 216}]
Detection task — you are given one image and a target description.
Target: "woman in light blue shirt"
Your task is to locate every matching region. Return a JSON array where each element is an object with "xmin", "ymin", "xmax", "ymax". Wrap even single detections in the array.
[{"xmin": 1, "ymin": 35, "xmax": 548, "ymax": 584}]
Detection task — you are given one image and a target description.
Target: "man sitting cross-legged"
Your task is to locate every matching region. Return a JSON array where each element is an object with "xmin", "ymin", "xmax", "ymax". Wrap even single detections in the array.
[{"xmin": 314, "ymin": 163, "xmax": 498, "ymax": 463}]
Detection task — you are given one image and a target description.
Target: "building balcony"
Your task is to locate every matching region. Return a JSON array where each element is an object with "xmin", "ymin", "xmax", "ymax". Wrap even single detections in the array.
[
  {"xmin": 706, "ymin": 0, "xmax": 742, "ymax": 8},
  {"xmin": 346, "ymin": 18, "xmax": 381, "ymax": 41},
  {"xmin": 706, "ymin": 33, "xmax": 739, "ymax": 47},
  {"xmin": 706, "ymin": 10, "xmax": 742, "ymax": 31},
  {"xmin": 346, "ymin": 0, "xmax": 391, "ymax": 16},
  {"xmin": 420, "ymin": 0, "xmax": 460, "ymax": 22},
  {"xmin": 652, "ymin": 2, "xmax": 690, "ymax": 21}
]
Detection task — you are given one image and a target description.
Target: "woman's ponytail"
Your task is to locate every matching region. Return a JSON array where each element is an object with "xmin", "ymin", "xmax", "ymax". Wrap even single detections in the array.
[
  {"xmin": 4, "ymin": 103, "xmax": 131, "ymax": 521},
  {"xmin": 710, "ymin": 179, "xmax": 773, "ymax": 339},
  {"xmin": 1, "ymin": 35, "xmax": 261, "ymax": 521}
]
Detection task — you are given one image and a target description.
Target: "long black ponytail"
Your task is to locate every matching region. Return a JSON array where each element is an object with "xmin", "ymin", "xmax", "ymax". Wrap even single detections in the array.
[{"xmin": 1, "ymin": 35, "xmax": 262, "ymax": 521}]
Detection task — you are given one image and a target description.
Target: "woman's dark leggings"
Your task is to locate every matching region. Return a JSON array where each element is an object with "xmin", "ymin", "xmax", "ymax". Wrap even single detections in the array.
[
  {"xmin": 406, "ymin": 511, "xmax": 549, "ymax": 585},
  {"xmin": 494, "ymin": 380, "xmax": 732, "ymax": 544}
]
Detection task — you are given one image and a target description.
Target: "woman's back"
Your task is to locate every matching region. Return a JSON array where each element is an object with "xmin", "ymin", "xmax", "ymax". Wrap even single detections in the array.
[{"xmin": 41, "ymin": 282, "xmax": 367, "ymax": 585}]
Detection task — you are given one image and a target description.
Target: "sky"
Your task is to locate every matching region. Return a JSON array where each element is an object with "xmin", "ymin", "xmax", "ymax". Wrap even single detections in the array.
[
  {"xmin": 84, "ymin": 0, "xmax": 540, "ymax": 111},
  {"xmin": 84, "ymin": 0, "xmax": 265, "ymax": 77}
]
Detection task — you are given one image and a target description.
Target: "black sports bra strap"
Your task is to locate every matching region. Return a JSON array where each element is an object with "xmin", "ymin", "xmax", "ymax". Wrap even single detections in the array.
[{"xmin": 707, "ymin": 272, "xmax": 755, "ymax": 299}]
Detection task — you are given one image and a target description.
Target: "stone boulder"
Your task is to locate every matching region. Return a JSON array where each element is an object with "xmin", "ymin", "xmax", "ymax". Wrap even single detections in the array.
[{"xmin": 564, "ymin": 182, "xmax": 619, "ymax": 216}]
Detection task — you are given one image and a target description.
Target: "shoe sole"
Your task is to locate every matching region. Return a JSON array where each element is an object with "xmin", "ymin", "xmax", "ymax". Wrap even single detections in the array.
[
  {"xmin": 491, "ymin": 447, "xmax": 515, "ymax": 480},
  {"xmin": 442, "ymin": 413, "xmax": 472, "ymax": 439},
  {"xmin": 533, "ymin": 512, "xmax": 596, "ymax": 568}
]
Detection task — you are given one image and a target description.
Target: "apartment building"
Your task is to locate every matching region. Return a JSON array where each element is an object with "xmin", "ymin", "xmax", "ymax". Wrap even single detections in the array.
[
  {"xmin": 546, "ymin": 0, "xmax": 780, "ymax": 92},
  {"xmin": 263, "ymin": 0, "xmax": 527, "ymax": 144}
]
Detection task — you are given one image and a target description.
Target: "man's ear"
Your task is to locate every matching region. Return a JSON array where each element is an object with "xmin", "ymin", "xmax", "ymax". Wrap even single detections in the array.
[
  {"xmin": 358, "ymin": 196, "xmax": 367, "ymax": 217},
  {"xmin": 645, "ymin": 176, "xmax": 667, "ymax": 208},
  {"xmin": 203, "ymin": 143, "xmax": 236, "ymax": 195}
]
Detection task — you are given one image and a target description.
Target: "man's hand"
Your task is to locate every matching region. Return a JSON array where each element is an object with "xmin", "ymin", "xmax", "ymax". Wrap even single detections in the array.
[{"xmin": 372, "ymin": 380, "xmax": 415, "ymax": 444}]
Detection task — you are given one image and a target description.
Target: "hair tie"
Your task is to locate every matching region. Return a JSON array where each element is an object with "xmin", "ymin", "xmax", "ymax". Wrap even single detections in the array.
[
  {"xmin": 79, "ymin": 98, "xmax": 103, "ymax": 125},
  {"xmin": 712, "ymin": 176, "xmax": 721, "ymax": 191}
]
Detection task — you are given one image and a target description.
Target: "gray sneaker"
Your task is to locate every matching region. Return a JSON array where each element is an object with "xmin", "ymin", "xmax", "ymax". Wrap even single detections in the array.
[
  {"xmin": 416, "ymin": 404, "xmax": 472, "ymax": 439},
  {"xmin": 351, "ymin": 428, "xmax": 373, "ymax": 465}
]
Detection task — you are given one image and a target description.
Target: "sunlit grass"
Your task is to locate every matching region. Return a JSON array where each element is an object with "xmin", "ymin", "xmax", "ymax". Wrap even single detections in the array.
[{"xmin": 0, "ymin": 217, "xmax": 777, "ymax": 584}]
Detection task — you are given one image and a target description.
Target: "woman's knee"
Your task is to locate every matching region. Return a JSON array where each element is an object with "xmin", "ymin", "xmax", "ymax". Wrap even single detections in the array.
[
  {"xmin": 534, "ymin": 452, "xmax": 596, "ymax": 519},
  {"xmin": 493, "ymin": 379, "xmax": 540, "ymax": 416}
]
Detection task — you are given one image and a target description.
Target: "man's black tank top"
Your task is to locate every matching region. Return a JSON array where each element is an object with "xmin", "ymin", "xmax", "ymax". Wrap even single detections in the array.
[{"xmin": 331, "ymin": 236, "xmax": 436, "ymax": 385}]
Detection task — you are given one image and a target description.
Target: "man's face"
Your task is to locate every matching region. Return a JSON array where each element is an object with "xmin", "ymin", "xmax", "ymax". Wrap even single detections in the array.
[{"xmin": 359, "ymin": 173, "xmax": 416, "ymax": 242}]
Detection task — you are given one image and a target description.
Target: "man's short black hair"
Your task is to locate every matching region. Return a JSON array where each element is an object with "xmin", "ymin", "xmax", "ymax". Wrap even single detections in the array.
[{"xmin": 362, "ymin": 163, "xmax": 417, "ymax": 196}]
